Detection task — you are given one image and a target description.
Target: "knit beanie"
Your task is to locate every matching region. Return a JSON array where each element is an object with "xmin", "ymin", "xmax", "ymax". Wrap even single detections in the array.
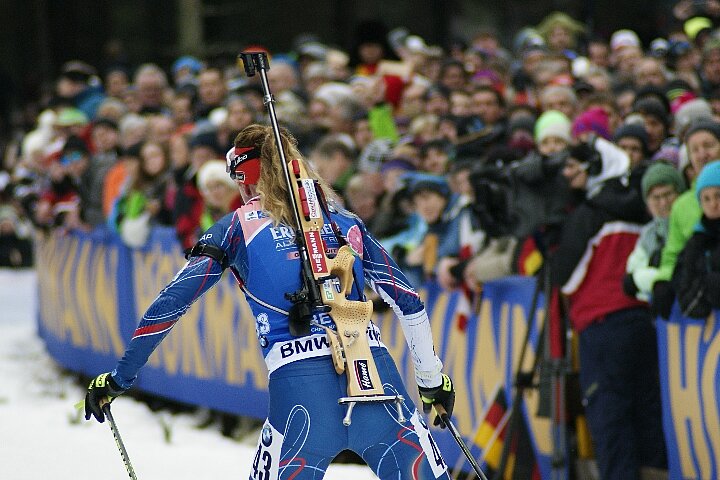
[
  {"xmin": 696, "ymin": 160, "xmax": 720, "ymax": 200},
  {"xmin": 534, "ymin": 110, "xmax": 572, "ymax": 143},
  {"xmin": 633, "ymin": 98, "xmax": 670, "ymax": 130},
  {"xmin": 641, "ymin": 162, "xmax": 686, "ymax": 200},
  {"xmin": 674, "ymin": 98, "xmax": 712, "ymax": 134},
  {"xmin": 652, "ymin": 143, "xmax": 680, "ymax": 166},
  {"xmin": 380, "ymin": 156, "xmax": 416, "ymax": 174},
  {"xmin": 406, "ymin": 173, "xmax": 451, "ymax": 198},
  {"xmin": 610, "ymin": 29, "xmax": 641, "ymax": 51},
  {"xmin": 684, "ymin": 120, "xmax": 720, "ymax": 143},
  {"xmin": 665, "ymin": 79, "xmax": 698, "ymax": 114},
  {"xmin": 572, "ymin": 106, "xmax": 611, "ymax": 140},
  {"xmin": 613, "ymin": 123, "xmax": 649, "ymax": 154},
  {"xmin": 197, "ymin": 160, "xmax": 238, "ymax": 193}
]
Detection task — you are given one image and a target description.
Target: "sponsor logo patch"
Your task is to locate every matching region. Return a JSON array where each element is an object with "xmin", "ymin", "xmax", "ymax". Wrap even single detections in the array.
[
  {"xmin": 355, "ymin": 359, "xmax": 374, "ymax": 390},
  {"xmin": 322, "ymin": 279, "xmax": 335, "ymax": 301},
  {"xmin": 346, "ymin": 225, "xmax": 363, "ymax": 258},
  {"xmin": 245, "ymin": 210, "xmax": 268, "ymax": 221},
  {"xmin": 256, "ymin": 312, "xmax": 270, "ymax": 335},
  {"xmin": 301, "ymin": 179, "xmax": 321, "ymax": 219},
  {"xmin": 261, "ymin": 424, "xmax": 273, "ymax": 446},
  {"xmin": 279, "ymin": 336, "xmax": 331, "ymax": 358},
  {"xmin": 305, "ymin": 230, "xmax": 328, "ymax": 274}
]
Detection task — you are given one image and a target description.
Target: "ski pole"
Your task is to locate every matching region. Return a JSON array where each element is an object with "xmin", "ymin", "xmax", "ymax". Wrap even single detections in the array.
[
  {"xmin": 102, "ymin": 404, "xmax": 138, "ymax": 480},
  {"xmin": 434, "ymin": 404, "xmax": 490, "ymax": 480}
]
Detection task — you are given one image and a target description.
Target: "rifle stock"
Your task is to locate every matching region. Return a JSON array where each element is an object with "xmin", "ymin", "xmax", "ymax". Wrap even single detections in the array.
[{"xmin": 239, "ymin": 51, "xmax": 385, "ymax": 398}]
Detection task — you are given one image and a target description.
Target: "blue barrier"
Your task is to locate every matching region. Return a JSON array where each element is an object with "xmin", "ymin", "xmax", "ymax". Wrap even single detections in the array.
[{"xmin": 38, "ymin": 226, "xmax": 720, "ymax": 478}]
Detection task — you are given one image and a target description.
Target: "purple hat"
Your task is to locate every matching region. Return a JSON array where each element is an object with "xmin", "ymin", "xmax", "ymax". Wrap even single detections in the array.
[
  {"xmin": 572, "ymin": 107, "xmax": 611, "ymax": 140},
  {"xmin": 380, "ymin": 157, "xmax": 417, "ymax": 174}
]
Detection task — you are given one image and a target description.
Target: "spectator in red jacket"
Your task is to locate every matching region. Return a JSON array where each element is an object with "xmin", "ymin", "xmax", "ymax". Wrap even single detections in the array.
[
  {"xmin": 34, "ymin": 136, "xmax": 91, "ymax": 231},
  {"xmin": 551, "ymin": 136, "xmax": 667, "ymax": 479}
]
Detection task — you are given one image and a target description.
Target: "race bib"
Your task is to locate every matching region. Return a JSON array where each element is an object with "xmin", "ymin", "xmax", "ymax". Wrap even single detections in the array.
[{"xmin": 250, "ymin": 420, "xmax": 283, "ymax": 480}]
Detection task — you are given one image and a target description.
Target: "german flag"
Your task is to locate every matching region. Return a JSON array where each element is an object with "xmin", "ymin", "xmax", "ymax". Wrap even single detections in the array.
[
  {"xmin": 515, "ymin": 235, "xmax": 544, "ymax": 277},
  {"xmin": 460, "ymin": 386, "xmax": 541, "ymax": 480},
  {"xmin": 473, "ymin": 386, "xmax": 510, "ymax": 470}
]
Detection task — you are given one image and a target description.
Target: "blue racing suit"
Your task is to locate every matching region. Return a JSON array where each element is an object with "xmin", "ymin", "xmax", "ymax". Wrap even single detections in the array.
[{"xmin": 110, "ymin": 196, "xmax": 450, "ymax": 479}]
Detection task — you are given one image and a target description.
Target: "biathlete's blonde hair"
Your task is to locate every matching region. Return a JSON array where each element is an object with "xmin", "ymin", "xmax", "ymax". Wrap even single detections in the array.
[{"xmin": 233, "ymin": 124, "xmax": 337, "ymax": 227}]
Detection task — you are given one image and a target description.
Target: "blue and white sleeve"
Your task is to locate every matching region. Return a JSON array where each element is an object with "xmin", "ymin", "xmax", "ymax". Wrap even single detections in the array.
[
  {"xmin": 111, "ymin": 256, "xmax": 224, "ymax": 389},
  {"xmin": 359, "ymin": 221, "xmax": 443, "ymax": 389},
  {"xmin": 112, "ymin": 212, "xmax": 244, "ymax": 389}
]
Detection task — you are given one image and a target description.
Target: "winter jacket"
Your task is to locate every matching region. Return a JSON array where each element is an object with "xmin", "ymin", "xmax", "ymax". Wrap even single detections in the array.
[
  {"xmin": 624, "ymin": 217, "xmax": 668, "ymax": 302},
  {"xmin": 368, "ymin": 103, "xmax": 399, "ymax": 142},
  {"xmin": 81, "ymin": 151, "xmax": 118, "ymax": 226},
  {"xmin": 112, "ymin": 198, "xmax": 443, "ymax": 390},
  {"xmin": 674, "ymin": 216, "xmax": 720, "ymax": 318},
  {"xmin": 73, "ymin": 85, "xmax": 106, "ymax": 120},
  {"xmin": 508, "ymin": 150, "xmax": 574, "ymax": 240},
  {"xmin": 174, "ymin": 166, "xmax": 205, "ymax": 251},
  {"xmin": 552, "ymin": 138, "xmax": 648, "ymax": 333},
  {"xmin": 655, "ymin": 183, "xmax": 703, "ymax": 283}
]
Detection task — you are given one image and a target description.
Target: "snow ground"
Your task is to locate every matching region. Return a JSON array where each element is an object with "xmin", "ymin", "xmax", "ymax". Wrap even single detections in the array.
[{"xmin": 0, "ymin": 269, "xmax": 378, "ymax": 480}]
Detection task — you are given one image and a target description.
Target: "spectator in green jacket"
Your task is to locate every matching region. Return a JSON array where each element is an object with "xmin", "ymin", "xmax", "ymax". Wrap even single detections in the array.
[{"xmin": 110, "ymin": 140, "xmax": 173, "ymax": 248}]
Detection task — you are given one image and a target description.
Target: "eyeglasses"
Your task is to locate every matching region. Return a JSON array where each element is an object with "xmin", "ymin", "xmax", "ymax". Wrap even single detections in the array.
[{"xmin": 647, "ymin": 189, "xmax": 677, "ymax": 203}]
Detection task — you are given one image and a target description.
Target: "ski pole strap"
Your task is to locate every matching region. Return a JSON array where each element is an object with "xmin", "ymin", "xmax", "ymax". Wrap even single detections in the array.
[{"xmin": 185, "ymin": 242, "xmax": 228, "ymax": 269}]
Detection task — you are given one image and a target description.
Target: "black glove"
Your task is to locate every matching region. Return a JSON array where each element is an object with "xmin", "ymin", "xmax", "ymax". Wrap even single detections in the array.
[
  {"xmin": 651, "ymin": 280, "xmax": 675, "ymax": 319},
  {"xmin": 448, "ymin": 258, "xmax": 471, "ymax": 282},
  {"xmin": 84, "ymin": 372, "xmax": 125, "ymax": 423},
  {"xmin": 568, "ymin": 142, "xmax": 602, "ymax": 175},
  {"xmin": 622, "ymin": 273, "xmax": 639, "ymax": 298},
  {"xmin": 677, "ymin": 277, "xmax": 712, "ymax": 319},
  {"xmin": 418, "ymin": 373, "xmax": 455, "ymax": 428}
]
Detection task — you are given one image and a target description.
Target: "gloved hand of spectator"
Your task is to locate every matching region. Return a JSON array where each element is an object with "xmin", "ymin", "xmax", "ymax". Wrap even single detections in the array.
[
  {"xmin": 678, "ymin": 277, "xmax": 712, "ymax": 319},
  {"xmin": 418, "ymin": 373, "xmax": 455, "ymax": 428},
  {"xmin": 622, "ymin": 273, "xmax": 639, "ymax": 298},
  {"xmin": 84, "ymin": 372, "xmax": 126, "ymax": 423},
  {"xmin": 651, "ymin": 280, "xmax": 675, "ymax": 319}
]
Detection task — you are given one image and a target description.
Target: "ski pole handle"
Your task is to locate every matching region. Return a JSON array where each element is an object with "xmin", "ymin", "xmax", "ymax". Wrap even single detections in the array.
[
  {"xmin": 433, "ymin": 403, "xmax": 450, "ymax": 426},
  {"xmin": 103, "ymin": 404, "xmax": 138, "ymax": 480}
]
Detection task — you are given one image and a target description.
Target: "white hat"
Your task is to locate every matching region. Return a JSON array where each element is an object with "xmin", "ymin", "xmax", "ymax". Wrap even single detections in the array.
[
  {"xmin": 572, "ymin": 56, "xmax": 591, "ymax": 78},
  {"xmin": 610, "ymin": 29, "xmax": 641, "ymax": 51},
  {"xmin": 208, "ymin": 107, "xmax": 228, "ymax": 128},
  {"xmin": 304, "ymin": 61, "xmax": 329, "ymax": 80},
  {"xmin": 37, "ymin": 109, "xmax": 57, "ymax": 129},
  {"xmin": 674, "ymin": 98, "xmax": 713, "ymax": 135},
  {"xmin": 405, "ymin": 35, "xmax": 442, "ymax": 57},
  {"xmin": 313, "ymin": 82, "xmax": 355, "ymax": 107},
  {"xmin": 197, "ymin": 160, "xmax": 237, "ymax": 193}
]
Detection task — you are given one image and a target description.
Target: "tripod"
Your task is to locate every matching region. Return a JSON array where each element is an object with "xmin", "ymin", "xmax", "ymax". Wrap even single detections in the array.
[{"xmin": 460, "ymin": 261, "xmax": 574, "ymax": 480}]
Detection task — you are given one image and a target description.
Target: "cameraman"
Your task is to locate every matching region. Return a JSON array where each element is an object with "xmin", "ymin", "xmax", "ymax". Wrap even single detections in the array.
[{"xmin": 551, "ymin": 137, "xmax": 667, "ymax": 480}]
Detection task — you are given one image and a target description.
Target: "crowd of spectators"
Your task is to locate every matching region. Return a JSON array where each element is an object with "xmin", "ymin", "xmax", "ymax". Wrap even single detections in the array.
[{"xmin": 4, "ymin": 1, "xmax": 720, "ymax": 477}]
